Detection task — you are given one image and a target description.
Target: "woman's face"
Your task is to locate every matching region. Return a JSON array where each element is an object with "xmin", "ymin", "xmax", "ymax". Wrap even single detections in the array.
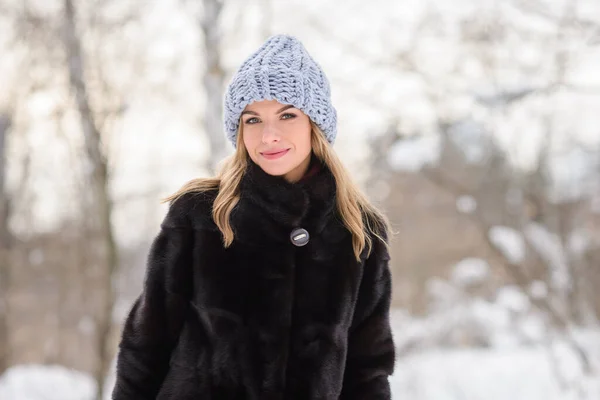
[{"xmin": 241, "ymin": 99, "xmax": 312, "ymax": 183}]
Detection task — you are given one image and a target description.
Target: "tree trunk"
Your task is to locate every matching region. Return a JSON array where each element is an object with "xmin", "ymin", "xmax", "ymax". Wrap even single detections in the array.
[
  {"xmin": 63, "ymin": 2, "xmax": 118, "ymax": 398},
  {"xmin": 0, "ymin": 114, "xmax": 13, "ymax": 376},
  {"xmin": 201, "ymin": 0, "xmax": 228, "ymax": 173}
]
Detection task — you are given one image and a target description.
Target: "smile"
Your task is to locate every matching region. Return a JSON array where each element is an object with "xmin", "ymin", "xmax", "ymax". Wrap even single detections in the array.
[{"xmin": 261, "ymin": 149, "xmax": 290, "ymax": 160}]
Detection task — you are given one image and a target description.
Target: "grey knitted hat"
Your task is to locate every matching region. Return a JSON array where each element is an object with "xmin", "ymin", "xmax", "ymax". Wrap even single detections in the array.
[{"xmin": 223, "ymin": 34, "xmax": 337, "ymax": 148}]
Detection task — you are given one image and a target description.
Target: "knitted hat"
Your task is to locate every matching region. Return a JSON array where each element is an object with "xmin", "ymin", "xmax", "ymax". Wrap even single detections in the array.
[{"xmin": 223, "ymin": 34, "xmax": 337, "ymax": 148}]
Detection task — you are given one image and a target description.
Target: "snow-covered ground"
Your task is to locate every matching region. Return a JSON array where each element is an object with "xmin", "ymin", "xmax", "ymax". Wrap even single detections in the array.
[
  {"xmin": 392, "ymin": 346, "xmax": 600, "ymax": 400},
  {"xmin": 2, "ymin": 327, "xmax": 599, "ymax": 400},
  {"xmin": 1, "ymin": 348, "xmax": 598, "ymax": 400},
  {"xmin": 0, "ymin": 365, "xmax": 98, "ymax": 400}
]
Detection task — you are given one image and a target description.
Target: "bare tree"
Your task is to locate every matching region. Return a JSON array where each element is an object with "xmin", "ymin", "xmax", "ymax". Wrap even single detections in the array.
[
  {"xmin": 0, "ymin": 113, "xmax": 13, "ymax": 376},
  {"xmin": 63, "ymin": 1, "xmax": 118, "ymax": 398},
  {"xmin": 335, "ymin": 1, "xmax": 600, "ymax": 391},
  {"xmin": 200, "ymin": 0, "xmax": 228, "ymax": 173}
]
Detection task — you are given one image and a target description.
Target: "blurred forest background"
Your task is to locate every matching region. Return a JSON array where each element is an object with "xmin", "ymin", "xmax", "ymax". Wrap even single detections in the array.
[{"xmin": 0, "ymin": 0, "xmax": 599, "ymax": 399}]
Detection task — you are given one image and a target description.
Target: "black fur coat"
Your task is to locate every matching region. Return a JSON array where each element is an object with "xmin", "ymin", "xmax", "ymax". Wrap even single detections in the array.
[{"xmin": 112, "ymin": 157, "xmax": 396, "ymax": 399}]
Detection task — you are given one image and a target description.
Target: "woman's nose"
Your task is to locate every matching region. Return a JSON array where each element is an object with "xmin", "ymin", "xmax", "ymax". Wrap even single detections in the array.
[{"xmin": 261, "ymin": 123, "xmax": 281, "ymax": 143}]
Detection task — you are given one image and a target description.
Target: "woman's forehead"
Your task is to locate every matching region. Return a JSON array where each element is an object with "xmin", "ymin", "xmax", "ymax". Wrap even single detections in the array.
[{"xmin": 244, "ymin": 99, "xmax": 292, "ymax": 111}]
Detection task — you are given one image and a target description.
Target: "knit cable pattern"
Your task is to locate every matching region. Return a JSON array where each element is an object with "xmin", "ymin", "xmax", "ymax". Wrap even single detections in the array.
[{"xmin": 223, "ymin": 34, "xmax": 337, "ymax": 147}]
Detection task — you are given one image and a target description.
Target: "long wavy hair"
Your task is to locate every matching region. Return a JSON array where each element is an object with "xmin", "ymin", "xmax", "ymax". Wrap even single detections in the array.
[{"xmin": 162, "ymin": 121, "xmax": 392, "ymax": 261}]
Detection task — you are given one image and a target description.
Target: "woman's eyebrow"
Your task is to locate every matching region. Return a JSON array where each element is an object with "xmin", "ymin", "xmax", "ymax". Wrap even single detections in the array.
[
  {"xmin": 276, "ymin": 105, "xmax": 295, "ymax": 114},
  {"xmin": 241, "ymin": 105, "xmax": 295, "ymax": 116}
]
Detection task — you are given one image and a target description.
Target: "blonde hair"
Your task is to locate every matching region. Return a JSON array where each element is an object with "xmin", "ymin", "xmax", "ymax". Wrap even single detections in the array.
[{"xmin": 162, "ymin": 122, "xmax": 392, "ymax": 261}]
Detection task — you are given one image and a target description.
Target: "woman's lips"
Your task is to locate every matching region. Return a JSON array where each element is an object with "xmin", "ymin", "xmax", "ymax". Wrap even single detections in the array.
[{"xmin": 261, "ymin": 149, "xmax": 290, "ymax": 160}]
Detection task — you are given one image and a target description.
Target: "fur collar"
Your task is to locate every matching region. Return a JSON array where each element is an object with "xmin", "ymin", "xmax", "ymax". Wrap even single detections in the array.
[{"xmin": 231, "ymin": 154, "xmax": 346, "ymax": 247}]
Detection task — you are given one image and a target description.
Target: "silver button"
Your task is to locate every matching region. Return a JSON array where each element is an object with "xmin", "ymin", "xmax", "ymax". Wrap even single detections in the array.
[{"xmin": 290, "ymin": 227, "xmax": 309, "ymax": 246}]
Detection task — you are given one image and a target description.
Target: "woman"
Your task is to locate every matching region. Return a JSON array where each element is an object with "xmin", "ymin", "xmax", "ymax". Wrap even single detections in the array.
[{"xmin": 112, "ymin": 34, "xmax": 395, "ymax": 400}]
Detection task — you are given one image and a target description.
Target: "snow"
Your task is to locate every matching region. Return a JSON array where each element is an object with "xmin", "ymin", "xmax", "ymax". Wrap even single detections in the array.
[
  {"xmin": 390, "ymin": 345, "xmax": 600, "ymax": 400},
  {"xmin": 488, "ymin": 226, "xmax": 526, "ymax": 264},
  {"xmin": 495, "ymin": 285, "xmax": 530, "ymax": 313},
  {"xmin": 524, "ymin": 222, "xmax": 572, "ymax": 291},
  {"xmin": 487, "ymin": 223, "xmax": 582, "ymax": 295},
  {"xmin": 2, "ymin": 326, "xmax": 599, "ymax": 400},
  {"xmin": 451, "ymin": 257, "xmax": 489, "ymax": 286},
  {"xmin": 568, "ymin": 229, "xmax": 591, "ymax": 256},
  {"xmin": 426, "ymin": 277, "xmax": 461, "ymax": 306},
  {"xmin": 387, "ymin": 134, "xmax": 441, "ymax": 172},
  {"xmin": 447, "ymin": 119, "xmax": 491, "ymax": 164},
  {"xmin": 0, "ymin": 365, "xmax": 96, "ymax": 400},
  {"xmin": 411, "ymin": 280, "xmax": 548, "ymax": 349},
  {"xmin": 455, "ymin": 195, "xmax": 477, "ymax": 214},
  {"xmin": 547, "ymin": 146, "xmax": 600, "ymax": 203},
  {"xmin": 388, "ymin": 299, "xmax": 600, "ymax": 399}
]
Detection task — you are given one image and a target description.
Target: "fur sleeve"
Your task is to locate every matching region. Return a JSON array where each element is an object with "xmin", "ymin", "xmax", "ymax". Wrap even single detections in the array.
[
  {"xmin": 112, "ymin": 196, "xmax": 194, "ymax": 399},
  {"xmin": 340, "ymin": 219, "xmax": 396, "ymax": 400}
]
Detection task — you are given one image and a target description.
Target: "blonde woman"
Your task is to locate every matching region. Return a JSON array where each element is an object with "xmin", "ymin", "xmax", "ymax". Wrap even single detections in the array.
[{"xmin": 112, "ymin": 34, "xmax": 395, "ymax": 400}]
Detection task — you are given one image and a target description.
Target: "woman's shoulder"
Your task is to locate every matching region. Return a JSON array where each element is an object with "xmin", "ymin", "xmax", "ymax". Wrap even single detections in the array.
[{"xmin": 161, "ymin": 188, "xmax": 219, "ymax": 231}]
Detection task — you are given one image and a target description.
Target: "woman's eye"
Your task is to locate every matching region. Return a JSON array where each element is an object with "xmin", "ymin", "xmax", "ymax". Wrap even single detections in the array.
[{"xmin": 245, "ymin": 114, "xmax": 295, "ymax": 124}]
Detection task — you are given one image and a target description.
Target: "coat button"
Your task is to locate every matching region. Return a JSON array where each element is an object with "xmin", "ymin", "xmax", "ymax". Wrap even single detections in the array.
[{"xmin": 290, "ymin": 227, "xmax": 309, "ymax": 246}]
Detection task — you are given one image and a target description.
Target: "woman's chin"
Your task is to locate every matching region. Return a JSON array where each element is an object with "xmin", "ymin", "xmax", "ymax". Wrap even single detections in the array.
[{"xmin": 258, "ymin": 163, "xmax": 291, "ymax": 177}]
